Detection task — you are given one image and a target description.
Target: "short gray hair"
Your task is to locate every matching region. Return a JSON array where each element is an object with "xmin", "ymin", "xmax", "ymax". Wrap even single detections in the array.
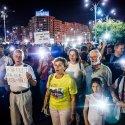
[
  {"xmin": 13, "ymin": 49, "xmax": 24, "ymax": 60},
  {"xmin": 89, "ymin": 49, "xmax": 102, "ymax": 58}
]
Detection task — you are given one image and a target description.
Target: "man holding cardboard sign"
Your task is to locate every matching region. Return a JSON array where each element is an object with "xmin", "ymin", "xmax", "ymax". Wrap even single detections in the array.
[{"xmin": 5, "ymin": 49, "xmax": 37, "ymax": 125}]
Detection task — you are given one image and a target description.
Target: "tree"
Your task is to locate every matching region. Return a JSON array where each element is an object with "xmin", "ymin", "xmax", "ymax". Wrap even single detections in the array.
[{"xmin": 92, "ymin": 19, "xmax": 125, "ymax": 43}]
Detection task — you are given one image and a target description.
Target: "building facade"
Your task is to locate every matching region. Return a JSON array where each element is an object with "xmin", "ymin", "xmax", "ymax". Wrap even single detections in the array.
[{"xmin": 12, "ymin": 15, "xmax": 90, "ymax": 44}]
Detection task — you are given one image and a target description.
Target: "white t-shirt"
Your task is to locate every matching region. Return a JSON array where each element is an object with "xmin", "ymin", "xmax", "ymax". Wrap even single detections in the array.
[{"xmin": 65, "ymin": 62, "xmax": 85, "ymax": 89}]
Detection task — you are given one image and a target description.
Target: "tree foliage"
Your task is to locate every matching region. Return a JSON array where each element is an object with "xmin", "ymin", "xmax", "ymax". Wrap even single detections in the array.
[{"xmin": 92, "ymin": 19, "xmax": 125, "ymax": 43}]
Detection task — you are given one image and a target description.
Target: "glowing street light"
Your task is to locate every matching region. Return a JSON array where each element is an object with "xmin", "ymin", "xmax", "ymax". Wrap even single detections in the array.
[
  {"xmin": 102, "ymin": 8, "xmax": 116, "ymax": 33},
  {"xmin": 110, "ymin": 8, "xmax": 116, "ymax": 15},
  {"xmin": 85, "ymin": 3, "xmax": 89, "ymax": 7},
  {"xmin": 106, "ymin": 8, "xmax": 116, "ymax": 20},
  {"xmin": 97, "ymin": 9, "xmax": 103, "ymax": 16},
  {"xmin": 1, "ymin": 6, "xmax": 8, "ymax": 43},
  {"xmin": 1, "ymin": 6, "xmax": 15, "ymax": 43},
  {"xmin": 84, "ymin": 0, "xmax": 108, "ymax": 43},
  {"xmin": 101, "ymin": 0, "xmax": 108, "ymax": 6}
]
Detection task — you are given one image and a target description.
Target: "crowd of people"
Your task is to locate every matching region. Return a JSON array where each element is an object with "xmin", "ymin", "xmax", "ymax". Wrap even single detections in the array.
[{"xmin": 0, "ymin": 41, "xmax": 125, "ymax": 125}]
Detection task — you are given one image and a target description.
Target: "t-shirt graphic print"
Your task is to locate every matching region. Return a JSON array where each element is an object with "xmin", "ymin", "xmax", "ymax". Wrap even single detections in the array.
[{"xmin": 50, "ymin": 87, "xmax": 64, "ymax": 98}]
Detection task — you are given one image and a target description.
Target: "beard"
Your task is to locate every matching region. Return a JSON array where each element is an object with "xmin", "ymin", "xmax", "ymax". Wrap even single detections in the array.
[{"xmin": 91, "ymin": 57, "xmax": 101, "ymax": 65}]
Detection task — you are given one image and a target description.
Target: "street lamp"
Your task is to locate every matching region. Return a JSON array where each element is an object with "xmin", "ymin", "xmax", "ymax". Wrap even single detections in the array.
[
  {"xmin": 1, "ymin": 6, "xmax": 8, "ymax": 43},
  {"xmin": 100, "ymin": 8, "xmax": 116, "ymax": 32},
  {"xmin": 84, "ymin": 0, "xmax": 108, "ymax": 43}
]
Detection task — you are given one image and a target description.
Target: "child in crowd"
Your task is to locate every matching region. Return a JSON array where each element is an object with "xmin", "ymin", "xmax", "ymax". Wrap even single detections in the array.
[{"xmin": 83, "ymin": 78, "xmax": 109, "ymax": 125}]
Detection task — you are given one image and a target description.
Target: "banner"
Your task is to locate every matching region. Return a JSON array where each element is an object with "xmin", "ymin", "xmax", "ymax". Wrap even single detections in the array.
[
  {"xmin": 6, "ymin": 66, "xmax": 28, "ymax": 88},
  {"xmin": 34, "ymin": 31, "xmax": 50, "ymax": 44}
]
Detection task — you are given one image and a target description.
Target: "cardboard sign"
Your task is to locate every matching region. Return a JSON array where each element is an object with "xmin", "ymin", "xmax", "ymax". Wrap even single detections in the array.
[
  {"xmin": 34, "ymin": 31, "xmax": 50, "ymax": 44},
  {"xmin": 6, "ymin": 66, "xmax": 28, "ymax": 88}
]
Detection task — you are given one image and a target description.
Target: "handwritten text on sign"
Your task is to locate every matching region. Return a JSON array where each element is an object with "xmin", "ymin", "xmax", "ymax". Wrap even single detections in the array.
[{"xmin": 6, "ymin": 66, "xmax": 28, "ymax": 88}]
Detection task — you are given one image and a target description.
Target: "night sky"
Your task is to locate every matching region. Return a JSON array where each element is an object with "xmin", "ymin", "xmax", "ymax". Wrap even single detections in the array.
[{"xmin": 0, "ymin": 0, "xmax": 125, "ymax": 27}]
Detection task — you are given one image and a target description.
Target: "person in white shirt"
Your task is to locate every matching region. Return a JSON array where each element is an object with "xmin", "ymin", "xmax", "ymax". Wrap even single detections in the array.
[
  {"xmin": 84, "ymin": 78, "xmax": 108, "ymax": 125},
  {"xmin": 65, "ymin": 48, "xmax": 85, "ymax": 125},
  {"xmin": 66, "ymin": 48, "xmax": 85, "ymax": 93},
  {"xmin": 5, "ymin": 49, "xmax": 37, "ymax": 125}
]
